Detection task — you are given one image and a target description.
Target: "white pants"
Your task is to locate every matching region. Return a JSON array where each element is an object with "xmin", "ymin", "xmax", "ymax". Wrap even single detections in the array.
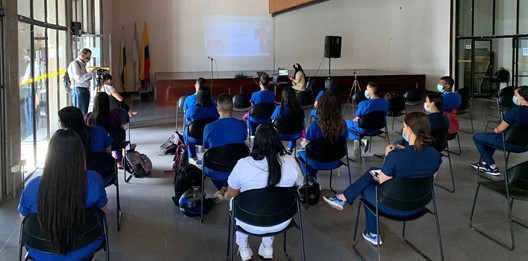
[{"xmin": 235, "ymin": 218, "xmax": 291, "ymax": 248}]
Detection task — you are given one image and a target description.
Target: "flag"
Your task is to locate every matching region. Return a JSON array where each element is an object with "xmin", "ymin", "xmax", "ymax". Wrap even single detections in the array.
[
  {"xmin": 120, "ymin": 26, "xmax": 128, "ymax": 91},
  {"xmin": 132, "ymin": 22, "xmax": 139, "ymax": 90},
  {"xmin": 139, "ymin": 21, "xmax": 150, "ymax": 88}
]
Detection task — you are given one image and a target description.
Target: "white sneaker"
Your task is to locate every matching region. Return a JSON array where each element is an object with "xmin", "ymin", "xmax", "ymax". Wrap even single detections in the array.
[
  {"xmin": 258, "ymin": 243, "xmax": 273, "ymax": 259},
  {"xmin": 353, "ymin": 140, "xmax": 360, "ymax": 158},
  {"xmin": 238, "ymin": 247, "xmax": 253, "ymax": 261},
  {"xmin": 361, "ymin": 139, "xmax": 369, "ymax": 154},
  {"xmin": 188, "ymin": 157, "xmax": 202, "ymax": 166}
]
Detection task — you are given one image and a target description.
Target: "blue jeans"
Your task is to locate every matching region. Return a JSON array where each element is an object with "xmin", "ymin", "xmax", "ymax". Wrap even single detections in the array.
[
  {"xmin": 72, "ymin": 87, "xmax": 90, "ymax": 116},
  {"xmin": 473, "ymin": 132, "xmax": 528, "ymax": 165},
  {"xmin": 23, "ymin": 89, "xmax": 34, "ymax": 139},
  {"xmin": 343, "ymin": 168, "xmax": 421, "ymax": 234}
]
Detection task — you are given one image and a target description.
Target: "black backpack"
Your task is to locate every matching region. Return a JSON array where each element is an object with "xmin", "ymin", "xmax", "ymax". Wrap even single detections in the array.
[
  {"xmin": 63, "ymin": 61, "xmax": 81, "ymax": 94},
  {"xmin": 171, "ymin": 164, "xmax": 202, "ymax": 206},
  {"xmin": 298, "ymin": 176, "xmax": 321, "ymax": 206}
]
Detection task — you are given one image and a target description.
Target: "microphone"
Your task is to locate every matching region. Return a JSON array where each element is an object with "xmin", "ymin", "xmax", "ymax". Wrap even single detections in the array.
[{"xmin": 207, "ymin": 56, "xmax": 214, "ymax": 60}]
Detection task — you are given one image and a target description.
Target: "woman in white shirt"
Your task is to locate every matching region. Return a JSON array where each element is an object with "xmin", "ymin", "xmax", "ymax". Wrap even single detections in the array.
[
  {"xmin": 289, "ymin": 63, "xmax": 306, "ymax": 92},
  {"xmin": 101, "ymin": 74, "xmax": 137, "ymax": 117},
  {"xmin": 228, "ymin": 123, "xmax": 303, "ymax": 261}
]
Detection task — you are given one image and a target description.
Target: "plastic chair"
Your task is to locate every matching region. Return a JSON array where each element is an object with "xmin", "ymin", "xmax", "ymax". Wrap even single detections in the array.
[
  {"xmin": 19, "ymin": 208, "xmax": 109, "ymax": 261},
  {"xmin": 404, "ymin": 88, "xmax": 423, "ymax": 112},
  {"xmin": 298, "ymin": 136, "xmax": 352, "ymax": 193},
  {"xmin": 274, "ymin": 112, "xmax": 305, "ymax": 154},
  {"xmin": 386, "ymin": 96, "xmax": 406, "ymax": 130},
  {"xmin": 352, "ymin": 176, "xmax": 444, "ymax": 261},
  {"xmin": 431, "ymin": 128, "xmax": 455, "ymax": 193},
  {"xmin": 248, "ymin": 103, "xmax": 275, "ymax": 135},
  {"xmin": 481, "ymin": 86, "xmax": 514, "ymax": 128},
  {"xmin": 175, "ymin": 95, "xmax": 188, "ymax": 131},
  {"xmin": 296, "ymin": 91, "xmax": 314, "ymax": 125},
  {"xmin": 200, "ymin": 143, "xmax": 250, "ymax": 223},
  {"xmin": 186, "ymin": 117, "xmax": 218, "ymax": 145},
  {"xmin": 470, "ymin": 161, "xmax": 528, "ymax": 251},
  {"xmin": 227, "ymin": 187, "xmax": 305, "ymax": 261},
  {"xmin": 232, "ymin": 93, "xmax": 251, "ymax": 112},
  {"xmin": 356, "ymin": 111, "xmax": 390, "ymax": 163},
  {"xmin": 87, "ymin": 152, "xmax": 122, "ymax": 231},
  {"xmin": 456, "ymin": 88, "xmax": 474, "ymax": 134}
]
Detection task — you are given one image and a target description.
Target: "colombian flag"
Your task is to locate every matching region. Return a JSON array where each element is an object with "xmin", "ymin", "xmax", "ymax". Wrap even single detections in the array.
[
  {"xmin": 120, "ymin": 26, "xmax": 128, "ymax": 90},
  {"xmin": 139, "ymin": 21, "xmax": 150, "ymax": 88}
]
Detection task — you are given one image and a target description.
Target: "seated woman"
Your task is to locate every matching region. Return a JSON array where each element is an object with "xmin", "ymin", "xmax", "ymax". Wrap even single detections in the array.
[
  {"xmin": 246, "ymin": 73, "xmax": 276, "ymax": 135},
  {"xmin": 323, "ymin": 112, "xmax": 442, "ymax": 246},
  {"xmin": 85, "ymin": 93, "xmax": 125, "ymax": 166},
  {"xmin": 271, "ymin": 87, "xmax": 305, "ymax": 152},
  {"xmin": 289, "ymin": 63, "xmax": 306, "ymax": 92},
  {"xmin": 298, "ymin": 95, "xmax": 347, "ymax": 179},
  {"xmin": 228, "ymin": 123, "xmax": 303, "ymax": 261},
  {"xmin": 18, "ymin": 129, "xmax": 108, "ymax": 261},
  {"xmin": 470, "ymin": 85, "xmax": 528, "ymax": 176},
  {"xmin": 311, "ymin": 77, "xmax": 342, "ymax": 119},
  {"xmin": 101, "ymin": 74, "xmax": 137, "ymax": 117},
  {"xmin": 185, "ymin": 85, "xmax": 219, "ymax": 165}
]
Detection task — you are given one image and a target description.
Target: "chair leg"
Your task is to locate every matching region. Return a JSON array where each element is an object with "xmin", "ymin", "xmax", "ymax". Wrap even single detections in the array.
[
  {"xmin": 432, "ymin": 195, "xmax": 445, "ymax": 261},
  {"xmin": 297, "ymin": 200, "xmax": 306, "ymax": 261},
  {"xmin": 283, "ymin": 231, "xmax": 291, "ymax": 261},
  {"xmin": 115, "ymin": 173, "xmax": 122, "ymax": 231},
  {"xmin": 435, "ymin": 148, "xmax": 455, "ymax": 193},
  {"xmin": 352, "ymin": 201, "xmax": 366, "ymax": 261},
  {"xmin": 329, "ymin": 170, "xmax": 336, "ymax": 194},
  {"xmin": 200, "ymin": 172, "xmax": 206, "ymax": 223}
]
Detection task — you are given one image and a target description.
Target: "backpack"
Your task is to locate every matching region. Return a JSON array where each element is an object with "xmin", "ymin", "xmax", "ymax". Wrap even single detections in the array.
[
  {"xmin": 125, "ymin": 149, "xmax": 153, "ymax": 177},
  {"xmin": 171, "ymin": 164, "xmax": 202, "ymax": 206},
  {"xmin": 298, "ymin": 176, "xmax": 320, "ymax": 206},
  {"xmin": 63, "ymin": 60, "xmax": 81, "ymax": 94},
  {"xmin": 444, "ymin": 110, "xmax": 459, "ymax": 135},
  {"xmin": 172, "ymin": 132, "xmax": 188, "ymax": 172},
  {"xmin": 160, "ymin": 131, "xmax": 184, "ymax": 155}
]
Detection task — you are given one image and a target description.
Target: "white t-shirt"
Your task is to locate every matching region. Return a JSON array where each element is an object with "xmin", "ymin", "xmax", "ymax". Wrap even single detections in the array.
[
  {"xmin": 101, "ymin": 84, "xmax": 115, "ymax": 95},
  {"xmin": 228, "ymin": 154, "xmax": 303, "ymax": 192}
]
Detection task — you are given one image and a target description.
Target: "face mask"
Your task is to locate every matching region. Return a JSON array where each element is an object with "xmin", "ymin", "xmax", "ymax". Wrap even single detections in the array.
[
  {"xmin": 84, "ymin": 58, "xmax": 90, "ymax": 64},
  {"xmin": 402, "ymin": 128, "xmax": 409, "ymax": 142},
  {"xmin": 513, "ymin": 96, "xmax": 520, "ymax": 106},
  {"xmin": 437, "ymin": 84, "xmax": 445, "ymax": 93},
  {"xmin": 364, "ymin": 90, "xmax": 370, "ymax": 99},
  {"xmin": 423, "ymin": 102, "xmax": 431, "ymax": 113}
]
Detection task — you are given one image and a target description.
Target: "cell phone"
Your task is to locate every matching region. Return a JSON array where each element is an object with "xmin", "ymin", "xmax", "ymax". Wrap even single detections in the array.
[{"xmin": 369, "ymin": 169, "xmax": 381, "ymax": 181}]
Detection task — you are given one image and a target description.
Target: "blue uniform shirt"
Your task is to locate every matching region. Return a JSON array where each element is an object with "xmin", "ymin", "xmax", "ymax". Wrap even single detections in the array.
[
  {"xmin": 183, "ymin": 94, "xmax": 197, "ymax": 112},
  {"xmin": 89, "ymin": 126, "xmax": 113, "ymax": 153},
  {"xmin": 271, "ymin": 105, "xmax": 305, "ymax": 121},
  {"xmin": 355, "ymin": 98, "xmax": 389, "ymax": 117},
  {"xmin": 315, "ymin": 90, "xmax": 326, "ymax": 101},
  {"xmin": 442, "ymin": 92, "xmax": 462, "ymax": 111},
  {"xmin": 203, "ymin": 117, "xmax": 248, "ymax": 149},
  {"xmin": 185, "ymin": 105, "xmax": 220, "ymax": 123},
  {"xmin": 381, "ymin": 145, "xmax": 442, "ymax": 178},
  {"xmin": 427, "ymin": 112, "xmax": 450, "ymax": 131},
  {"xmin": 250, "ymin": 90, "xmax": 276, "ymax": 104},
  {"xmin": 503, "ymin": 106, "xmax": 528, "ymax": 126},
  {"xmin": 18, "ymin": 171, "xmax": 108, "ymax": 261}
]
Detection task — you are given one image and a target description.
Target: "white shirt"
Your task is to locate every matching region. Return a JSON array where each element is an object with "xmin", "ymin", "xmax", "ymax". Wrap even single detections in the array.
[
  {"xmin": 101, "ymin": 84, "xmax": 115, "ymax": 95},
  {"xmin": 228, "ymin": 154, "xmax": 303, "ymax": 192},
  {"xmin": 68, "ymin": 58, "xmax": 94, "ymax": 88}
]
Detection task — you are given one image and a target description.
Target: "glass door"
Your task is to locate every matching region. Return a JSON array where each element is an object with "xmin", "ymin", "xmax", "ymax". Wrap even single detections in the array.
[
  {"xmin": 516, "ymin": 37, "xmax": 528, "ymax": 86},
  {"xmin": 472, "ymin": 39, "xmax": 493, "ymax": 97}
]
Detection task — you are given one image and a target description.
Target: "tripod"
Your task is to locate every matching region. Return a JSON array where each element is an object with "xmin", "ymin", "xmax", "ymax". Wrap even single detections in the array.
[{"xmin": 345, "ymin": 70, "xmax": 361, "ymax": 116}]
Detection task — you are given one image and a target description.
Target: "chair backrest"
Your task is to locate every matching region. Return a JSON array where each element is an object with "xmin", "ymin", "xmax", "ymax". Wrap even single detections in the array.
[
  {"xmin": 506, "ymin": 161, "xmax": 528, "ymax": 191},
  {"xmin": 233, "ymin": 93, "xmax": 251, "ymax": 109},
  {"xmin": 233, "ymin": 187, "xmax": 297, "ymax": 227},
  {"xmin": 296, "ymin": 91, "xmax": 314, "ymax": 107},
  {"xmin": 178, "ymin": 95, "xmax": 188, "ymax": 110},
  {"xmin": 306, "ymin": 136, "xmax": 347, "ymax": 162},
  {"xmin": 353, "ymin": 92, "xmax": 367, "ymax": 105},
  {"xmin": 86, "ymin": 152, "xmax": 117, "ymax": 181},
  {"xmin": 274, "ymin": 112, "xmax": 304, "ymax": 135},
  {"xmin": 430, "ymin": 127, "xmax": 448, "ymax": 152},
  {"xmin": 387, "ymin": 96, "xmax": 406, "ymax": 115},
  {"xmin": 203, "ymin": 143, "xmax": 250, "ymax": 173},
  {"xmin": 20, "ymin": 208, "xmax": 106, "ymax": 254},
  {"xmin": 457, "ymin": 88, "xmax": 471, "ymax": 111},
  {"xmin": 305, "ymin": 78, "xmax": 315, "ymax": 93},
  {"xmin": 377, "ymin": 176, "xmax": 434, "ymax": 211},
  {"xmin": 249, "ymin": 103, "xmax": 276, "ymax": 120},
  {"xmin": 358, "ymin": 111, "xmax": 387, "ymax": 131},
  {"xmin": 404, "ymin": 88, "xmax": 423, "ymax": 103},
  {"xmin": 187, "ymin": 117, "xmax": 217, "ymax": 140},
  {"xmin": 503, "ymin": 124, "xmax": 528, "ymax": 147},
  {"xmin": 497, "ymin": 86, "xmax": 515, "ymax": 107}
]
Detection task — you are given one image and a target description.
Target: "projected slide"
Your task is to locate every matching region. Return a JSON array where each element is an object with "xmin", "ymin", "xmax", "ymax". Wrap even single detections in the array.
[{"xmin": 204, "ymin": 15, "xmax": 272, "ymax": 57}]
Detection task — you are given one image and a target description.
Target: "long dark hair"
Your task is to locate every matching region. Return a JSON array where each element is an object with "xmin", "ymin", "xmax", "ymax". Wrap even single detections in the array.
[
  {"xmin": 58, "ymin": 106, "xmax": 91, "ymax": 154},
  {"xmin": 196, "ymin": 85, "xmax": 214, "ymax": 107},
  {"xmin": 293, "ymin": 63, "xmax": 304, "ymax": 75},
  {"xmin": 279, "ymin": 87, "xmax": 303, "ymax": 117},
  {"xmin": 88, "ymin": 92, "xmax": 111, "ymax": 129},
  {"xmin": 404, "ymin": 112, "xmax": 434, "ymax": 151},
  {"xmin": 250, "ymin": 123, "xmax": 286, "ymax": 187},
  {"xmin": 37, "ymin": 129, "xmax": 88, "ymax": 255},
  {"xmin": 317, "ymin": 95, "xmax": 346, "ymax": 142}
]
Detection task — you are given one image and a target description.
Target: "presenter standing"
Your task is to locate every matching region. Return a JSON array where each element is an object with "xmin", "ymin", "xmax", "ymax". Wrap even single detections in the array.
[{"xmin": 68, "ymin": 48, "xmax": 100, "ymax": 116}]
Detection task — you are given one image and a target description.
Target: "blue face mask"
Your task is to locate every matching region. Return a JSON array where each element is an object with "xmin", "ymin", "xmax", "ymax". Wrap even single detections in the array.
[
  {"xmin": 402, "ymin": 128, "xmax": 409, "ymax": 142},
  {"xmin": 513, "ymin": 96, "xmax": 520, "ymax": 106},
  {"xmin": 437, "ymin": 84, "xmax": 445, "ymax": 93},
  {"xmin": 364, "ymin": 90, "xmax": 370, "ymax": 99}
]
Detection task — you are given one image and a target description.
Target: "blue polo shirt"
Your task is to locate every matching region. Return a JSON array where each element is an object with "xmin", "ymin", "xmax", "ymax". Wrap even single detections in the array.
[
  {"xmin": 381, "ymin": 145, "xmax": 442, "ymax": 178},
  {"xmin": 203, "ymin": 117, "xmax": 247, "ymax": 149},
  {"xmin": 185, "ymin": 104, "xmax": 220, "ymax": 123},
  {"xmin": 89, "ymin": 126, "xmax": 113, "ymax": 153},
  {"xmin": 250, "ymin": 90, "xmax": 276, "ymax": 104},
  {"xmin": 442, "ymin": 92, "xmax": 462, "ymax": 111},
  {"xmin": 503, "ymin": 106, "xmax": 528, "ymax": 126},
  {"xmin": 18, "ymin": 171, "xmax": 108, "ymax": 261}
]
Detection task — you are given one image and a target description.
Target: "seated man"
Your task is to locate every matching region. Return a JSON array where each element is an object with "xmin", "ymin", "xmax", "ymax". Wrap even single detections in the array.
[
  {"xmin": 346, "ymin": 81, "xmax": 389, "ymax": 157},
  {"xmin": 437, "ymin": 76, "xmax": 461, "ymax": 135},
  {"xmin": 247, "ymin": 73, "xmax": 276, "ymax": 135},
  {"xmin": 203, "ymin": 94, "xmax": 248, "ymax": 199}
]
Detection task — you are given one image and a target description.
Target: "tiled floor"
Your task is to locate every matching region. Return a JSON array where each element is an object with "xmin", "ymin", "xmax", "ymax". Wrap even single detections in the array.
[{"xmin": 1, "ymin": 98, "xmax": 527, "ymax": 260}]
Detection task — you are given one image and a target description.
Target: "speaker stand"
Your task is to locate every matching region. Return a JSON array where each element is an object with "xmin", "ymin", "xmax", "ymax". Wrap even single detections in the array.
[
  {"xmin": 345, "ymin": 70, "xmax": 361, "ymax": 116},
  {"xmin": 328, "ymin": 57, "xmax": 332, "ymax": 77}
]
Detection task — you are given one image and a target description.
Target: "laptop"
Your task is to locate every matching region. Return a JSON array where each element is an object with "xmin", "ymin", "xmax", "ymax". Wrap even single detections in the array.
[
  {"xmin": 278, "ymin": 68, "xmax": 289, "ymax": 76},
  {"xmin": 271, "ymin": 74, "xmax": 279, "ymax": 83}
]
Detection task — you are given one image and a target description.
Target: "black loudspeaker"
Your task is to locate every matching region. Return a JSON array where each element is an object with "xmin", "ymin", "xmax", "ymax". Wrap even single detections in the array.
[
  {"xmin": 324, "ymin": 36, "xmax": 342, "ymax": 58},
  {"xmin": 72, "ymin": 22, "xmax": 82, "ymax": 35}
]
